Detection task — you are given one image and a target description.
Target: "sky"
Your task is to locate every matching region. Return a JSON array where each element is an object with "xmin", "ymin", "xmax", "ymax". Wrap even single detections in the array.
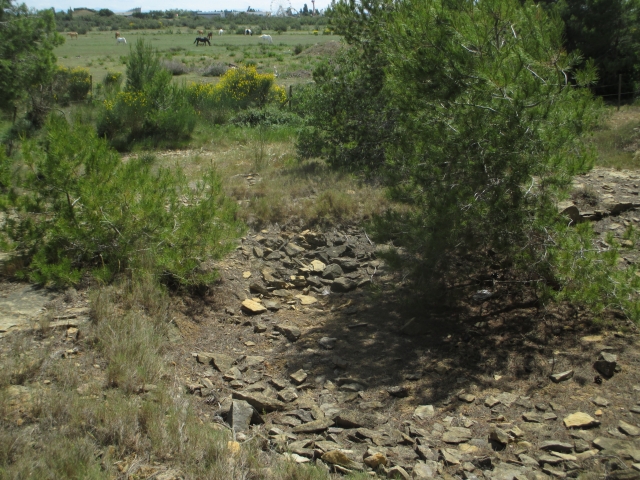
[{"xmin": 24, "ymin": 0, "xmax": 331, "ymax": 15}]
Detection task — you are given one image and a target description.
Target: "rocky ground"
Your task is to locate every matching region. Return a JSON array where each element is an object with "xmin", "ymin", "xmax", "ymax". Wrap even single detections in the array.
[{"xmin": 2, "ymin": 167, "xmax": 640, "ymax": 480}]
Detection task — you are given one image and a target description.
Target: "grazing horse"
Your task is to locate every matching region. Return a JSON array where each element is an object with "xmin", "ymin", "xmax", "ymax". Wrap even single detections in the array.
[
  {"xmin": 260, "ymin": 34, "xmax": 273, "ymax": 44},
  {"xmin": 197, "ymin": 29, "xmax": 204, "ymax": 34},
  {"xmin": 207, "ymin": 32, "xmax": 213, "ymax": 40},
  {"xmin": 115, "ymin": 31, "xmax": 120, "ymax": 39},
  {"xmin": 116, "ymin": 37, "xmax": 127, "ymax": 45},
  {"xmin": 67, "ymin": 32, "xmax": 78, "ymax": 39},
  {"xmin": 218, "ymin": 29, "xmax": 224, "ymax": 35},
  {"xmin": 194, "ymin": 37, "xmax": 210, "ymax": 46},
  {"xmin": 244, "ymin": 28, "xmax": 252, "ymax": 36}
]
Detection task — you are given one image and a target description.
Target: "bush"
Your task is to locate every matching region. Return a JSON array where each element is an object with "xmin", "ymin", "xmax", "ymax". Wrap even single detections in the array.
[
  {"xmin": 293, "ymin": 43, "xmax": 305, "ymax": 55},
  {"xmin": 202, "ymin": 62, "xmax": 228, "ymax": 77},
  {"xmin": 162, "ymin": 59, "xmax": 189, "ymax": 75},
  {"xmin": 102, "ymin": 71, "xmax": 123, "ymax": 92},
  {"xmin": 230, "ymin": 105, "xmax": 300, "ymax": 127},
  {"xmin": 52, "ymin": 66, "xmax": 92, "ymax": 105},
  {"xmin": 1, "ymin": 116, "xmax": 244, "ymax": 287},
  {"xmin": 97, "ymin": 39, "xmax": 198, "ymax": 147},
  {"xmin": 187, "ymin": 66, "xmax": 286, "ymax": 118}
]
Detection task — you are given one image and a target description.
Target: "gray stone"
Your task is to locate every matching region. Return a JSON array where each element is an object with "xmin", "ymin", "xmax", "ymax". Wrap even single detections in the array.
[
  {"xmin": 332, "ymin": 277, "xmax": 357, "ymax": 292},
  {"xmin": 563, "ymin": 412, "xmax": 599, "ymax": 429},
  {"xmin": 540, "ymin": 440, "xmax": 574, "ymax": 453},
  {"xmin": 619, "ymin": 420, "xmax": 640, "ymax": 437},
  {"xmin": 458, "ymin": 393, "xmax": 476, "ymax": 403},
  {"xmin": 442, "ymin": 427, "xmax": 472, "ymax": 444},
  {"xmin": 591, "ymin": 396, "xmax": 610, "ymax": 407},
  {"xmin": 274, "ymin": 324, "xmax": 301, "ymax": 342},
  {"xmin": 386, "ymin": 465, "xmax": 411, "ymax": 479},
  {"xmin": 318, "ymin": 336, "xmax": 337, "ymax": 349},
  {"xmin": 413, "ymin": 405, "xmax": 435, "ymax": 421},
  {"xmin": 277, "ymin": 388, "xmax": 298, "ymax": 403},
  {"xmin": 594, "ymin": 352, "xmax": 618, "ymax": 378},
  {"xmin": 550, "ymin": 370, "xmax": 574, "ymax": 383},
  {"xmin": 334, "ymin": 257, "xmax": 359, "ymax": 271},
  {"xmin": 290, "ymin": 369, "xmax": 308, "ymax": 385},
  {"xmin": 484, "ymin": 396, "xmax": 500, "ymax": 408},
  {"xmin": 292, "ymin": 418, "xmax": 334, "ymax": 433},
  {"xmin": 263, "ymin": 300, "xmax": 281, "ymax": 311},
  {"xmin": 209, "ymin": 353, "xmax": 235, "ymax": 373},
  {"xmin": 232, "ymin": 391, "xmax": 285, "ymax": 412},
  {"xmin": 322, "ymin": 264, "xmax": 343, "ymax": 280},
  {"xmin": 253, "ymin": 322, "xmax": 267, "ymax": 333},
  {"xmin": 440, "ymin": 448, "xmax": 461, "ymax": 465},
  {"xmin": 285, "ymin": 243, "xmax": 306, "ymax": 257},
  {"xmin": 223, "ymin": 367, "xmax": 243, "ymax": 381},
  {"xmin": 387, "ymin": 386, "xmax": 409, "ymax": 398},
  {"xmin": 489, "ymin": 426, "xmax": 510, "ymax": 445},
  {"xmin": 334, "ymin": 411, "xmax": 375, "ymax": 429},
  {"xmin": 229, "ymin": 400, "xmax": 263, "ymax": 432}
]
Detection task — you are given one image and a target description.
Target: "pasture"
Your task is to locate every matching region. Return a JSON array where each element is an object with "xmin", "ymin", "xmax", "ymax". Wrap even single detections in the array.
[{"xmin": 54, "ymin": 29, "xmax": 341, "ymax": 88}]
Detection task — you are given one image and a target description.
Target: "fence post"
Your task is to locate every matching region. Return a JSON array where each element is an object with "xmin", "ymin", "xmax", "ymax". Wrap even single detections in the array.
[
  {"xmin": 618, "ymin": 74, "xmax": 622, "ymax": 111},
  {"xmin": 289, "ymin": 85, "xmax": 292, "ymax": 110}
]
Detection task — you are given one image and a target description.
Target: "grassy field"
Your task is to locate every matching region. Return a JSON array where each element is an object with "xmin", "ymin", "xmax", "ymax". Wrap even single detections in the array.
[
  {"xmin": 55, "ymin": 29, "xmax": 341, "ymax": 88},
  {"xmin": 589, "ymin": 104, "xmax": 640, "ymax": 170}
]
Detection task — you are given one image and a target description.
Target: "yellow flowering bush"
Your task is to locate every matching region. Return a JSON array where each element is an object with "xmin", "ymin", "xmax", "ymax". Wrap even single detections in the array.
[
  {"xmin": 186, "ymin": 66, "xmax": 287, "ymax": 117},
  {"xmin": 52, "ymin": 66, "xmax": 92, "ymax": 104}
]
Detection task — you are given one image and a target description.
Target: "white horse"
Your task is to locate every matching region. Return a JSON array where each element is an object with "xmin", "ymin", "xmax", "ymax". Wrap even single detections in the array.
[
  {"xmin": 244, "ymin": 28, "xmax": 252, "ymax": 36},
  {"xmin": 218, "ymin": 29, "xmax": 224, "ymax": 35},
  {"xmin": 116, "ymin": 37, "xmax": 127, "ymax": 45},
  {"xmin": 260, "ymin": 34, "xmax": 273, "ymax": 44}
]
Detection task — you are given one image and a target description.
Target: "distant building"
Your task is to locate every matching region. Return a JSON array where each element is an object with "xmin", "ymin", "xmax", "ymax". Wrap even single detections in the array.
[
  {"xmin": 196, "ymin": 11, "xmax": 226, "ymax": 19},
  {"xmin": 116, "ymin": 7, "xmax": 141, "ymax": 16}
]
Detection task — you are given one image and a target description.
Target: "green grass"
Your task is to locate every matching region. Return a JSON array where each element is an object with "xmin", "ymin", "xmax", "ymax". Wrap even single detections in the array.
[
  {"xmin": 591, "ymin": 104, "xmax": 640, "ymax": 170},
  {"xmin": 55, "ymin": 29, "xmax": 340, "ymax": 88}
]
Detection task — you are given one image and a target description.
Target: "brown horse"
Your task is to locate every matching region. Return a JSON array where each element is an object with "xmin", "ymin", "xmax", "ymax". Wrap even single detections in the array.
[
  {"xmin": 197, "ymin": 29, "xmax": 204, "ymax": 34},
  {"xmin": 67, "ymin": 32, "xmax": 78, "ymax": 39},
  {"xmin": 207, "ymin": 31, "xmax": 213, "ymax": 39},
  {"xmin": 115, "ymin": 31, "xmax": 120, "ymax": 39}
]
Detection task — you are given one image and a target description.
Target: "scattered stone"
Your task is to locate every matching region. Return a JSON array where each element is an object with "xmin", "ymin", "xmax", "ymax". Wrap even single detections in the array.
[
  {"xmin": 518, "ymin": 454, "xmax": 539, "ymax": 466},
  {"xmin": 485, "ymin": 396, "xmax": 500, "ymax": 408},
  {"xmin": 310, "ymin": 260, "xmax": 326, "ymax": 272},
  {"xmin": 523, "ymin": 412, "xmax": 542, "ymax": 423},
  {"xmin": 542, "ymin": 464, "xmax": 567, "ymax": 478},
  {"xmin": 274, "ymin": 324, "xmax": 301, "ymax": 342},
  {"xmin": 363, "ymin": 453, "xmax": 387, "ymax": 469},
  {"xmin": 414, "ymin": 405, "xmax": 435, "ymax": 421},
  {"xmin": 540, "ymin": 441, "xmax": 574, "ymax": 453},
  {"xmin": 334, "ymin": 411, "xmax": 375, "ymax": 429},
  {"xmin": 295, "ymin": 294, "xmax": 317, "ymax": 305},
  {"xmin": 563, "ymin": 412, "xmax": 600, "ymax": 429},
  {"xmin": 231, "ymin": 391, "xmax": 285, "ymax": 412},
  {"xmin": 285, "ymin": 243, "xmax": 305, "ymax": 257},
  {"xmin": 386, "ymin": 465, "xmax": 411, "ymax": 479},
  {"xmin": 332, "ymin": 277, "xmax": 357, "ymax": 292},
  {"xmin": 243, "ymin": 271, "xmax": 252, "ymax": 279},
  {"xmin": 413, "ymin": 461, "xmax": 439, "ymax": 479},
  {"xmin": 241, "ymin": 299, "xmax": 267, "ymax": 314},
  {"xmin": 442, "ymin": 427, "xmax": 472, "ymax": 444},
  {"xmin": 550, "ymin": 370, "xmax": 574, "ymax": 383},
  {"xmin": 229, "ymin": 400, "xmax": 262, "ymax": 432},
  {"xmin": 441, "ymin": 448, "xmax": 462, "ymax": 465},
  {"xmin": 322, "ymin": 264, "xmax": 343, "ymax": 280},
  {"xmin": 458, "ymin": 393, "xmax": 476, "ymax": 403},
  {"xmin": 277, "ymin": 388, "xmax": 299, "ymax": 403},
  {"xmin": 290, "ymin": 369, "xmax": 308, "ymax": 385},
  {"xmin": 292, "ymin": 419, "xmax": 334, "ymax": 434},
  {"xmin": 318, "ymin": 337, "xmax": 337, "ymax": 349},
  {"xmin": 387, "ymin": 386, "xmax": 409, "ymax": 398},
  {"xmin": 253, "ymin": 322, "xmax": 267, "ymax": 333},
  {"xmin": 594, "ymin": 352, "xmax": 618, "ymax": 378},
  {"xmin": 489, "ymin": 426, "xmax": 510, "ymax": 445},
  {"xmin": 619, "ymin": 420, "xmax": 640, "ymax": 437},
  {"xmin": 321, "ymin": 450, "xmax": 361, "ymax": 470},
  {"xmin": 263, "ymin": 300, "xmax": 281, "ymax": 311},
  {"xmin": 591, "ymin": 396, "xmax": 609, "ymax": 407}
]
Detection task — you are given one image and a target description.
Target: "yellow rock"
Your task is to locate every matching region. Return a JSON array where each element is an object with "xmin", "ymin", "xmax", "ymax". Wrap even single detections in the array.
[
  {"xmin": 563, "ymin": 412, "xmax": 598, "ymax": 428},
  {"xmin": 594, "ymin": 409, "xmax": 603, "ymax": 416},
  {"xmin": 363, "ymin": 452, "xmax": 387, "ymax": 468},
  {"xmin": 241, "ymin": 299, "xmax": 267, "ymax": 314},
  {"xmin": 295, "ymin": 294, "xmax": 318, "ymax": 305},
  {"xmin": 243, "ymin": 271, "xmax": 252, "ymax": 278}
]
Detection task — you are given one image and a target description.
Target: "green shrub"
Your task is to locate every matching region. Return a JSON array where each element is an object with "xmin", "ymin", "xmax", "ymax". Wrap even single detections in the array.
[
  {"xmin": 97, "ymin": 40, "xmax": 197, "ymax": 148},
  {"xmin": 1, "ymin": 116, "xmax": 244, "ymax": 287},
  {"xmin": 102, "ymin": 71, "xmax": 123, "ymax": 94},
  {"xmin": 202, "ymin": 62, "xmax": 228, "ymax": 77},
  {"xmin": 293, "ymin": 43, "xmax": 305, "ymax": 55},
  {"xmin": 52, "ymin": 66, "xmax": 92, "ymax": 105},
  {"xmin": 230, "ymin": 105, "xmax": 300, "ymax": 127}
]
